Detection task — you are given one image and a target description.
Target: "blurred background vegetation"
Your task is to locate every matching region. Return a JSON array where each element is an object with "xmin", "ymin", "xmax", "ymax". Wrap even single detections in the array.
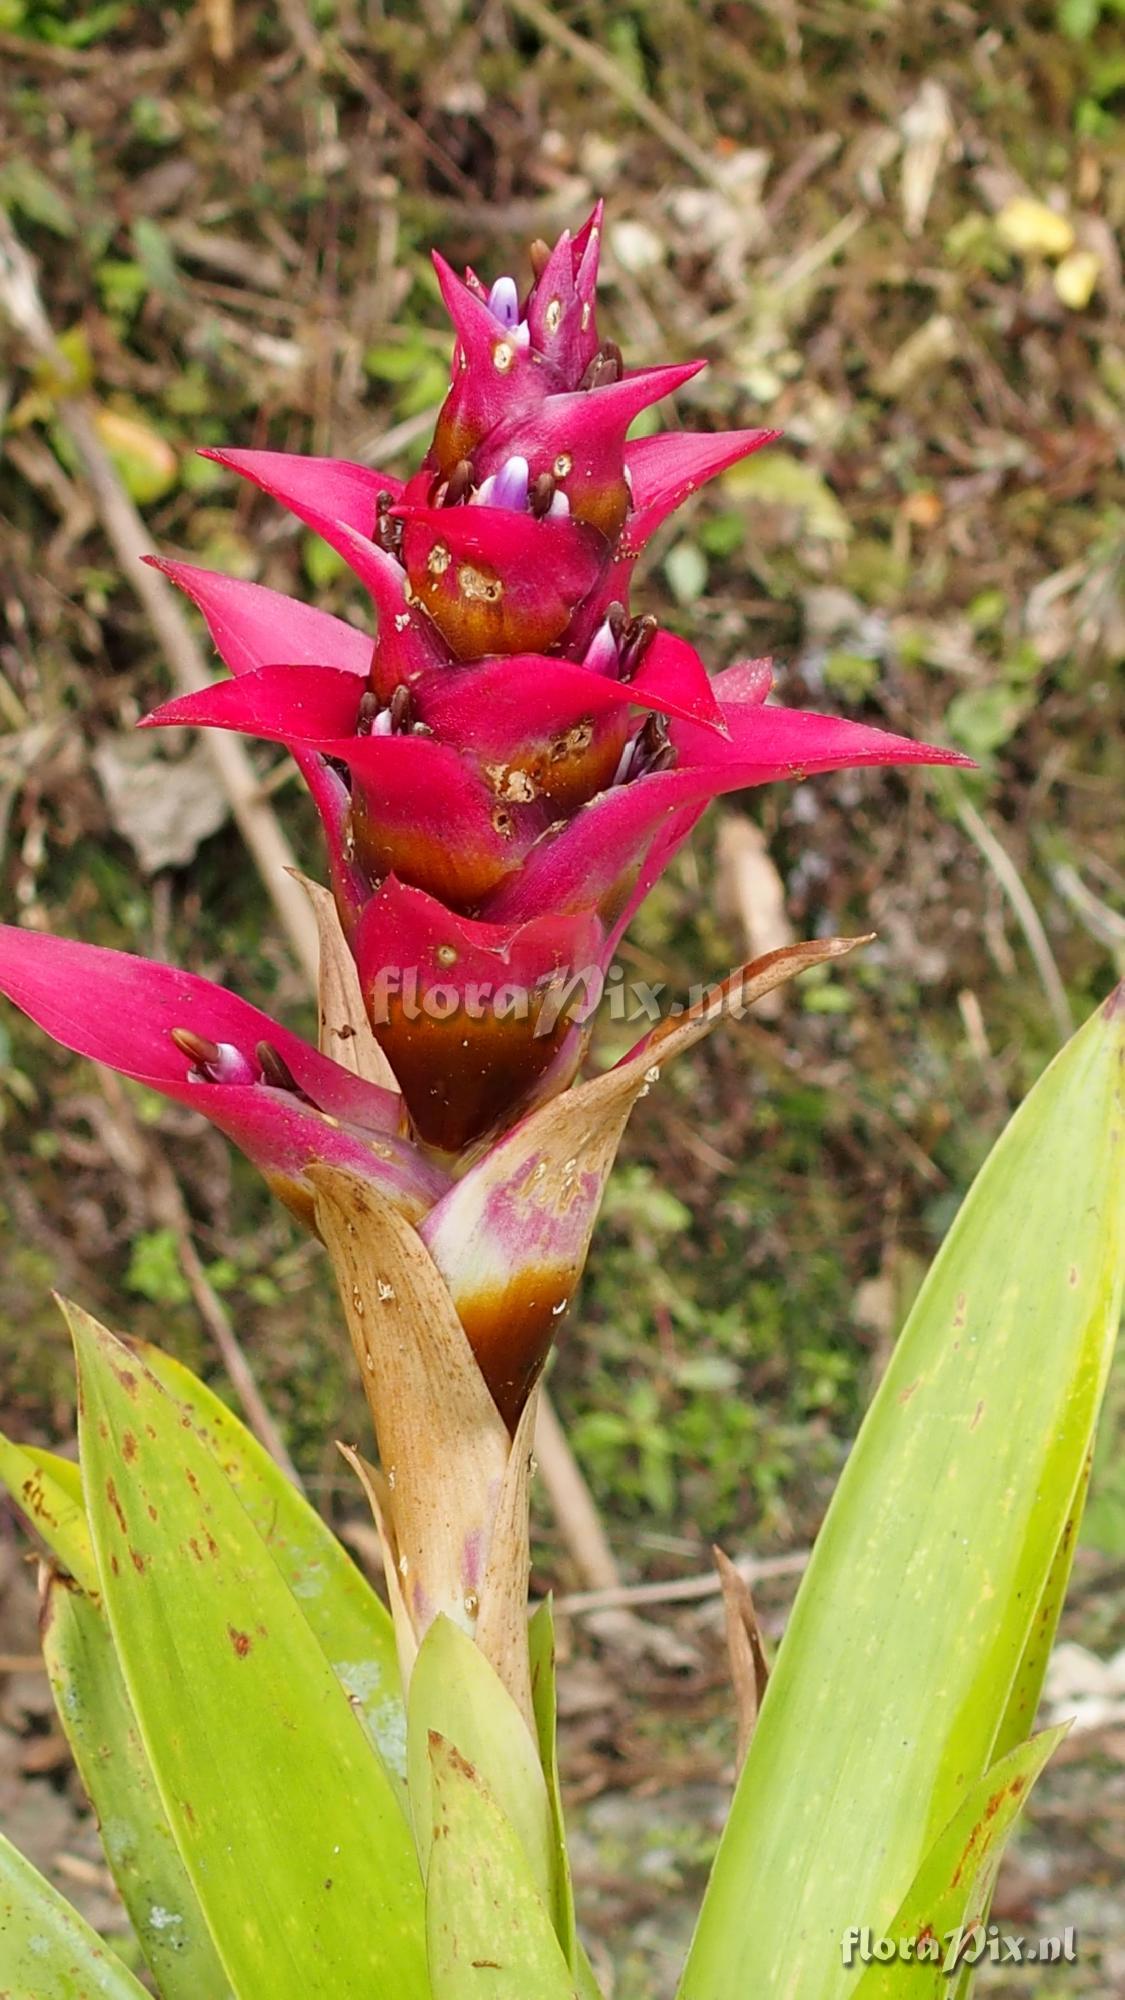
[{"xmin": 0, "ymin": 1, "xmax": 1122, "ymax": 1993}]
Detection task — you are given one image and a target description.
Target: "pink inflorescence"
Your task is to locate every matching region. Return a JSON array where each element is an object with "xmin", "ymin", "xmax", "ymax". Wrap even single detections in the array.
[{"xmin": 130, "ymin": 205, "xmax": 965, "ymax": 1156}]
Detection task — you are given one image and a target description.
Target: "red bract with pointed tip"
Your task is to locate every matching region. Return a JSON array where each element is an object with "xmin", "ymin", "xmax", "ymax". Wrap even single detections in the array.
[{"xmin": 0, "ymin": 206, "xmax": 971, "ymax": 1428}]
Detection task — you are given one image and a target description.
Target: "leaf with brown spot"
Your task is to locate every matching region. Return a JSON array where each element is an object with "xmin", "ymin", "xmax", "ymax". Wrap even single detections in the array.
[
  {"xmin": 407, "ymin": 1615, "xmax": 553, "ymax": 1914},
  {"xmin": 129, "ymin": 1337, "xmax": 405, "ymax": 1783},
  {"xmin": 852, "ymin": 1726, "xmax": 1069, "ymax": 1998},
  {"xmin": 0, "ymin": 1435, "xmax": 97, "ymax": 1594},
  {"xmin": 67, "ymin": 1299, "xmax": 426, "ymax": 2000},
  {"xmin": 0, "ymin": 1825, "xmax": 150, "ymax": 1999},
  {"xmin": 425, "ymin": 1730, "xmax": 581, "ymax": 2000},
  {"xmin": 40, "ymin": 1567, "xmax": 230, "ymax": 1999}
]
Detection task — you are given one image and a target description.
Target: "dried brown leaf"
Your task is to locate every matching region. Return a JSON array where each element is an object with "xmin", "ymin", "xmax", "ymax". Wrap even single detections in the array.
[
  {"xmin": 714, "ymin": 1546, "xmax": 770, "ymax": 1771},
  {"xmin": 291, "ymin": 872, "xmax": 400, "ymax": 1092},
  {"xmin": 475, "ymin": 1384, "xmax": 540, "ymax": 1731},
  {"xmin": 312, "ymin": 1165, "xmax": 522, "ymax": 1691},
  {"xmin": 337, "ymin": 1442, "xmax": 417, "ymax": 1684}
]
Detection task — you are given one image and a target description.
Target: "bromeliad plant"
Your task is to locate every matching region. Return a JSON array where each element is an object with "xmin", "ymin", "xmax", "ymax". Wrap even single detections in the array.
[{"xmin": 0, "ymin": 209, "xmax": 1121, "ymax": 2000}]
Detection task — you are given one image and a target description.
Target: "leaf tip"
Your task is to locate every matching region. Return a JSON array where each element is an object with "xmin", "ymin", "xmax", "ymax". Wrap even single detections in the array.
[{"xmin": 52, "ymin": 1292, "xmax": 103, "ymax": 1354}]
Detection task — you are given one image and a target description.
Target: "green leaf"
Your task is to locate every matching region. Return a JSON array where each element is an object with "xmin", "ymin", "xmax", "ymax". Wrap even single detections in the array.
[
  {"xmin": 1058, "ymin": 0, "xmax": 1100, "ymax": 37},
  {"xmin": 529, "ymin": 1603, "xmax": 604, "ymax": 2000},
  {"xmin": 96, "ymin": 260, "xmax": 151, "ymax": 321},
  {"xmin": 994, "ymin": 1451, "xmax": 1092, "ymax": 1761},
  {"xmin": 721, "ymin": 452, "xmax": 851, "ymax": 540},
  {"xmin": 37, "ymin": 0, "xmax": 125, "ymax": 45},
  {"xmin": 940, "ymin": 1469, "xmax": 1093, "ymax": 2000},
  {"xmin": 852, "ymin": 1727, "xmax": 1068, "ymax": 1997},
  {"xmin": 124, "ymin": 1227, "xmax": 191, "ymax": 1304},
  {"xmin": 0, "ymin": 158, "xmax": 76, "ymax": 236},
  {"xmin": 663, "ymin": 541, "xmax": 709, "ymax": 607},
  {"xmin": 0, "ymin": 1435, "xmax": 97, "ymax": 1592},
  {"xmin": 528, "ymin": 1602, "xmax": 575, "ymax": 1943},
  {"xmin": 0, "ymin": 1827, "xmax": 150, "ymax": 1999},
  {"xmin": 681, "ymin": 987, "xmax": 1125, "ymax": 2000},
  {"xmin": 945, "ymin": 683, "xmax": 1031, "ymax": 758},
  {"xmin": 130, "ymin": 217, "xmax": 181, "ymax": 297},
  {"xmin": 68, "ymin": 1303, "xmax": 428, "ymax": 2000},
  {"xmin": 425, "ymin": 1732, "xmax": 580, "ymax": 2000},
  {"xmin": 364, "ymin": 341, "xmax": 428, "ymax": 382},
  {"xmin": 130, "ymin": 1337, "xmax": 407, "ymax": 1781},
  {"xmin": 40, "ymin": 1571, "xmax": 231, "ymax": 2000},
  {"xmin": 90, "ymin": 407, "xmax": 178, "ymax": 506},
  {"xmin": 408, "ymin": 1615, "xmax": 554, "ymax": 1910},
  {"xmin": 302, "ymin": 534, "xmax": 348, "ymax": 589}
]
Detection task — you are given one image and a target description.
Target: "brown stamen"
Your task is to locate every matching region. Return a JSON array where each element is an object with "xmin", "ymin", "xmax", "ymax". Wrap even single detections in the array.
[
  {"xmin": 442, "ymin": 457, "xmax": 474, "ymax": 508},
  {"xmin": 389, "ymin": 683, "xmax": 413, "ymax": 732},
  {"xmin": 632, "ymin": 711, "xmax": 675, "ymax": 778},
  {"xmin": 579, "ymin": 341, "xmax": 624, "ymax": 391},
  {"xmin": 529, "ymin": 471, "xmax": 556, "ymax": 518},
  {"xmin": 529, "ymin": 238, "xmax": 551, "ymax": 279},
  {"xmin": 374, "ymin": 491, "xmax": 402, "ymax": 557},
  {"xmin": 605, "ymin": 600, "xmax": 627, "ymax": 646},
  {"xmin": 171, "ymin": 1027, "xmax": 221, "ymax": 1069},
  {"xmin": 619, "ymin": 614, "xmax": 658, "ymax": 679},
  {"xmin": 255, "ymin": 1041, "xmax": 303, "ymax": 1095},
  {"xmin": 355, "ymin": 690, "xmax": 380, "ymax": 736}
]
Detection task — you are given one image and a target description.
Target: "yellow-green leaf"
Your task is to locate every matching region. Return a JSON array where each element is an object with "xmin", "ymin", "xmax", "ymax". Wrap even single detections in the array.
[
  {"xmin": 130, "ymin": 1337, "xmax": 406, "ymax": 1781},
  {"xmin": 91, "ymin": 406, "xmax": 178, "ymax": 505},
  {"xmin": 0, "ymin": 1827, "xmax": 150, "ymax": 1999},
  {"xmin": 853, "ymin": 1726, "xmax": 1068, "ymax": 1997},
  {"xmin": 408, "ymin": 1615, "xmax": 554, "ymax": 1907},
  {"xmin": 529, "ymin": 1602, "xmax": 603, "ymax": 2000},
  {"xmin": 0, "ymin": 1436, "xmax": 96, "ymax": 1592},
  {"xmin": 68, "ymin": 1302, "xmax": 428, "ymax": 2000},
  {"xmin": 721, "ymin": 452, "xmax": 851, "ymax": 540},
  {"xmin": 425, "ymin": 1732, "xmax": 580, "ymax": 2000},
  {"xmin": 681, "ymin": 987, "xmax": 1125, "ymax": 1999},
  {"xmin": 40, "ymin": 1570, "xmax": 231, "ymax": 1999}
]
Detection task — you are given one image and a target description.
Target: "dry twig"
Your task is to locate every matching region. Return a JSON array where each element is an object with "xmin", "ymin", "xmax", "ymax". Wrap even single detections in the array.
[
  {"xmin": 551, "ymin": 1547, "xmax": 809, "ymax": 1617},
  {"xmin": 535, "ymin": 1394, "xmax": 698, "ymax": 1668},
  {"xmin": 504, "ymin": 0, "xmax": 731, "ymax": 195},
  {"xmin": 957, "ymin": 795, "xmax": 1073, "ymax": 1043},
  {"xmin": 0, "ymin": 213, "xmax": 320, "ymax": 989}
]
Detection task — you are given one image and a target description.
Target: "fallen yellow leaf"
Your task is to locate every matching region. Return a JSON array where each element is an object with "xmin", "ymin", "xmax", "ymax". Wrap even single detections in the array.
[
  {"xmin": 1054, "ymin": 248, "xmax": 1100, "ymax": 311},
  {"xmin": 996, "ymin": 196, "xmax": 1075, "ymax": 261}
]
